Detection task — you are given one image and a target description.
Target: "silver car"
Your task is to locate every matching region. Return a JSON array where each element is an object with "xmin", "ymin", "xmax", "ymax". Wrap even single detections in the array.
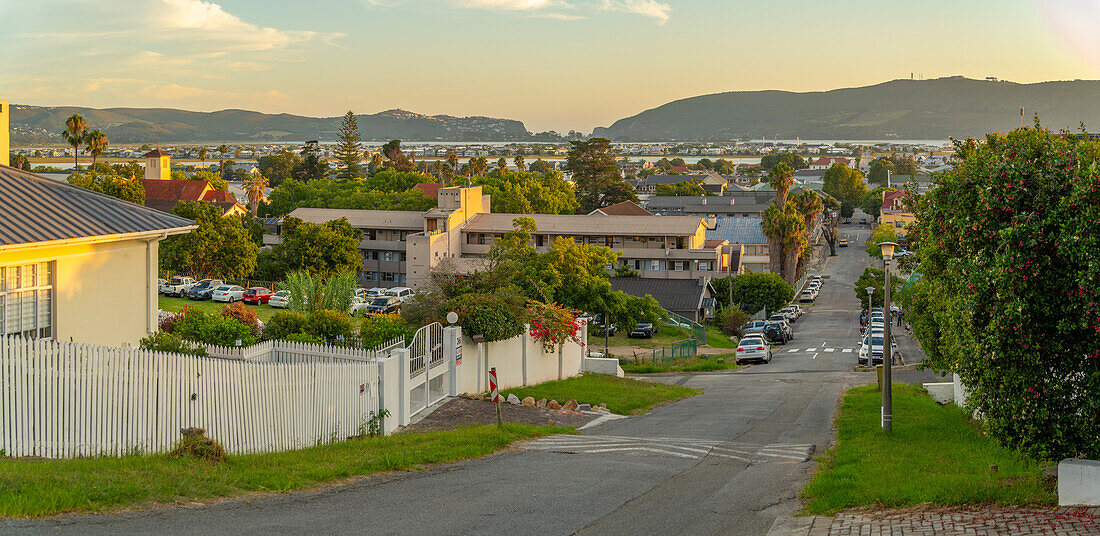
[{"xmin": 736, "ymin": 336, "xmax": 772, "ymax": 364}]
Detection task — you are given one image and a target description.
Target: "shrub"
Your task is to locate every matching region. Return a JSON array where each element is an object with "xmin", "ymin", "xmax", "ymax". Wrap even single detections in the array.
[
  {"xmin": 221, "ymin": 302, "xmax": 259, "ymax": 335},
  {"xmin": 173, "ymin": 308, "xmax": 257, "ymax": 347},
  {"xmin": 263, "ymin": 310, "xmax": 309, "ymax": 341},
  {"xmin": 306, "ymin": 309, "xmax": 356, "ymax": 344},
  {"xmin": 171, "ymin": 427, "xmax": 227, "ymax": 464},
  {"xmin": 448, "ymin": 290, "xmax": 526, "ymax": 342},
  {"xmin": 717, "ymin": 305, "xmax": 749, "ymax": 337},
  {"xmin": 139, "ymin": 332, "xmax": 208, "ymax": 356},
  {"xmin": 525, "ymin": 300, "xmax": 581, "ymax": 352},
  {"xmin": 360, "ymin": 314, "xmax": 408, "ymax": 349},
  {"xmin": 284, "ymin": 332, "xmax": 325, "ymax": 344}
]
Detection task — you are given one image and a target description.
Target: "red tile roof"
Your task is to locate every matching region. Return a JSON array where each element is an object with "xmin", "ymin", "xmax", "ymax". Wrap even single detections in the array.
[
  {"xmin": 202, "ymin": 189, "xmax": 239, "ymax": 204},
  {"xmin": 882, "ymin": 190, "xmax": 907, "ymax": 211},
  {"xmin": 413, "ymin": 183, "xmax": 442, "ymax": 199},
  {"xmin": 143, "ymin": 149, "xmax": 172, "ymax": 158},
  {"xmin": 811, "ymin": 157, "xmax": 852, "ymax": 166},
  {"xmin": 592, "ymin": 200, "xmax": 653, "ymax": 216},
  {"xmin": 139, "ymin": 179, "xmax": 210, "ymax": 202},
  {"xmin": 671, "ymin": 166, "xmax": 690, "ymax": 173}
]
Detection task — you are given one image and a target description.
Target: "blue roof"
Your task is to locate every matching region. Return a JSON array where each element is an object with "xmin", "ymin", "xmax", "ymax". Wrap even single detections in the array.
[{"xmin": 707, "ymin": 216, "xmax": 767, "ymax": 245}]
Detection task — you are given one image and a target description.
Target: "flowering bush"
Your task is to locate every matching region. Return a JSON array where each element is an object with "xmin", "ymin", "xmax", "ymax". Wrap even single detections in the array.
[
  {"xmin": 221, "ymin": 302, "xmax": 259, "ymax": 335},
  {"xmin": 526, "ymin": 300, "xmax": 582, "ymax": 353},
  {"xmin": 906, "ymin": 125, "xmax": 1100, "ymax": 459}
]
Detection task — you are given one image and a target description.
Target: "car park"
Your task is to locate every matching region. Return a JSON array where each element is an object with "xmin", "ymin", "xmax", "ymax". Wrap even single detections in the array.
[
  {"xmin": 268, "ymin": 290, "xmax": 291, "ymax": 308},
  {"xmin": 242, "ymin": 287, "xmax": 274, "ymax": 305},
  {"xmin": 161, "ymin": 276, "xmax": 196, "ymax": 296},
  {"xmin": 212, "ymin": 285, "xmax": 245, "ymax": 303},
  {"xmin": 365, "ymin": 296, "xmax": 402, "ymax": 315},
  {"xmin": 763, "ymin": 322, "xmax": 788, "ymax": 345},
  {"xmin": 629, "ymin": 322, "xmax": 656, "ymax": 338},
  {"xmin": 735, "ymin": 336, "xmax": 771, "ymax": 364},
  {"xmin": 385, "ymin": 287, "xmax": 415, "ymax": 303},
  {"xmin": 186, "ymin": 279, "xmax": 224, "ymax": 300}
]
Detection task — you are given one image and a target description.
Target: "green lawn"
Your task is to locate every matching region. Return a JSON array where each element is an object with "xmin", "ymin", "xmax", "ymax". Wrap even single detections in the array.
[
  {"xmin": 619, "ymin": 353, "xmax": 739, "ymax": 374},
  {"xmin": 588, "ymin": 323, "xmax": 734, "ymax": 350},
  {"xmin": 0, "ymin": 424, "xmax": 559, "ymax": 519},
  {"xmin": 500, "ymin": 374, "xmax": 700, "ymax": 415},
  {"xmin": 801, "ymin": 384, "xmax": 1055, "ymax": 515},
  {"xmin": 159, "ymin": 295, "xmax": 281, "ymax": 322}
]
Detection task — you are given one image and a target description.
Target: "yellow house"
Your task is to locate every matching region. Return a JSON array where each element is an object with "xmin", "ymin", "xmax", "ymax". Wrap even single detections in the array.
[
  {"xmin": 880, "ymin": 190, "xmax": 916, "ymax": 237},
  {"xmin": 0, "ymin": 100, "xmax": 9, "ymax": 167},
  {"xmin": 0, "ymin": 165, "xmax": 195, "ymax": 346},
  {"xmin": 143, "ymin": 148, "xmax": 171, "ymax": 180}
]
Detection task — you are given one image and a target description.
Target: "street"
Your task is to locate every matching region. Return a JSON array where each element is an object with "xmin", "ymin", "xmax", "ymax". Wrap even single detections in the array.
[{"xmin": 4, "ymin": 218, "xmax": 918, "ymax": 536}]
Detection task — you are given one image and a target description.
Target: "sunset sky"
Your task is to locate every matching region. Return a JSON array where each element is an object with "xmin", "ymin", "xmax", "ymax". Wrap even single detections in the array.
[{"xmin": 2, "ymin": 0, "xmax": 1099, "ymax": 133}]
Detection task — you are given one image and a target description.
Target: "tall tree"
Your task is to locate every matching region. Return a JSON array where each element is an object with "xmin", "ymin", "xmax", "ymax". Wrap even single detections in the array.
[
  {"xmin": 565, "ymin": 138, "xmax": 637, "ymax": 213},
  {"xmin": 216, "ymin": 144, "xmax": 230, "ymax": 179},
  {"xmin": 496, "ymin": 157, "xmax": 507, "ymax": 173},
  {"xmin": 514, "ymin": 155, "xmax": 525, "ymax": 172},
  {"xmin": 381, "ymin": 140, "xmax": 411, "ymax": 170},
  {"xmin": 242, "ymin": 170, "xmax": 269, "ymax": 215},
  {"xmin": 257, "ymin": 147, "xmax": 301, "ymax": 187},
  {"xmin": 198, "ymin": 147, "xmax": 208, "ymax": 168},
  {"xmin": 821, "ymin": 163, "xmax": 868, "ymax": 208},
  {"xmin": 61, "ymin": 114, "xmax": 87, "ymax": 170},
  {"xmin": 792, "ymin": 190, "xmax": 824, "ymax": 237},
  {"xmin": 84, "ymin": 129, "xmax": 109, "ymax": 169},
  {"xmin": 333, "ymin": 110, "xmax": 362, "ymax": 180},
  {"xmin": 160, "ymin": 201, "xmax": 259, "ymax": 279},
  {"xmin": 760, "ymin": 153, "xmax": 807, "ymax": 171},
  {"xmin": 767, "ymin": 163, "xmax": 795, "ymax": 207},
  {"xmin": 292, "ymin": 140, "xmax": 329, "ymax": 182}
]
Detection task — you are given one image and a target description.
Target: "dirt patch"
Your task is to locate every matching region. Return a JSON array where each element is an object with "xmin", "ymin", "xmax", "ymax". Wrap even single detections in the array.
[{"xmin": 399, "ymin": 397, "xmax": 599, "ymax": 433}]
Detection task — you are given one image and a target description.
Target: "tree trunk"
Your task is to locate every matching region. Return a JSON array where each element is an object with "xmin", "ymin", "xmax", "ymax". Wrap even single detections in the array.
[
  {"xmin": 767, "ymin": 236, "xmax": 782, "ymax": 274},
  {"xmin": 782, "ymin": 244, "xmax": 801, "ymax": 284}
]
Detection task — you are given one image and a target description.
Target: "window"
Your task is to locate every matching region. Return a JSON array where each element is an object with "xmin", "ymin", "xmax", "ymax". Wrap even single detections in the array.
[
  {"xmin": 1, "ymin": 262, "xmax": 54, "ymax": 339},
  {"xmin": 382, "ymin": 272, "xmax": 395, "ymax": 282},
  {"xmin": 630, "ymin": 259, "xmax": 643, "ymax": 271},
  {"xmin": 699, "ymin": 261, "xmax": 711, "ymax": 271},
  {"xmin": 894, "ymin": 221, "xmax": 905, "ymax": 228},
  {"xmin": 649, "ymin": 260, "xmax": 665, "ymax": 271}
]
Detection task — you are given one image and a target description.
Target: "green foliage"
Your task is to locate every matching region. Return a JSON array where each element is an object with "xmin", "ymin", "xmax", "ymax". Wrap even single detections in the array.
[
  {"xmin": 853, "ymin": 267, "xmax": 902, "ymax": 309},
  {"xmin": 448, "ymin": 290, "xmax": 527, "ymax": 342},
  {"xmin": 654, "ymin": 179, "xmax": 707, "ymax": 197},
  {"xmin": 170, "ymin": 428, "xmax": 227, "ymax": 464},
  {"xmin": 864, "ymin": 223, "xmax": 899, "ymax": 259},
  {"xmin": 867, "ymin": 156, "xmax": 916, "ymax": 185},
  {"xmin": 262, "ymin": 173, "xmax": 437, "ymax": 217},
  {"xmin": 359, "ymin": 314, "xmax": 409, "ymax": 348},
  {"xmin": 282, "ymin": 270, "xmax": 357, "ymax": 314},
  {"xmin": 220, "ymin": 302, "xmax": 260, "ymax": 335},
  {"xmin": 760, "ymin": 153, "xmax": 807, "ymax": 171},
  {"xmin": 139, "ymin": 331, "xmax": 208, "ymax": 356},
  {"xmin": 839, "ymin": 201, "xmax": 856, "ymax": 219},
  {"xmin": 67, "ymin": 172, "xmax": 146, "ymax": 204},
  {"xmin": 292, "ymin": 141, "xmax": 329, "ymax": 182},
  {"xmin": 822, "ymin": 163, "xmax": 868, "ymax": 208},
  {"xmin": 450, "ymin": 170, "xmax": 578, "ymax": 214},
  {"xmin": 257, "ymin": 217, "xmax": 361, "ymax": 280},
  {"xmin": 258, "ymin": 148, "xmax": 301, "ymax": 187},
  {"xmin": 717, "ymin": 305, "xmax": 750, "ymax": 337},
  {"xmin": 526, "ymin": 300, "xmax": 582, "ymax": 353},
  {"xmin": 168, "ymin": 307, "xmax": 257, "ymax": 347},
  {"xmin": 713, "ymin": 272, "xmax": 795, "ymax": 315},
  {"xmin": 333, "ymin": 111, "xmax": 362, "ymax": 180},
  {"xmin": 614, "ymin": 265, "xmax": 639, "ymax": 278},
  {"xmin": 566, "ymin": 138, "xmax": 638, "ymax": 213},
  {"xmin": 306, "ymin": 310, "xmax": 356, "ymax": 344},
  {"xmin": 861, "ymin": 186, "xmax": 896, "ymax": 218},
  {"xmin": 263, "ymin": 310, "xmax": 310, "ymax": 341},
  {"xmin": 906, "ymin": 126, "xmax": 1100, "ymax": 460},
  {"xmin": 501, "ymin": 374, "xmax": 700, "ymax": 415},
  {"xmin": 160, "ymin": 202, "xmax": 258, "ymax": 279}
]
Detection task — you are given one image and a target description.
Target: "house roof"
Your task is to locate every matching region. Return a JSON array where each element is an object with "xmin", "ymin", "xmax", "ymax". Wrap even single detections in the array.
[
  {"xmin": 143, "ymin": 149, "xmax": 171, "ymax": 158},
  {"xmin": 810, "ymin": 157, "xmax": 850, "ymax": 166},
  {"xmin": 706, "ymin": 216, "xmax": 768, "ymax": 245},
  {"xmin": 201, "ymin": 189, "xmax": 239, "ymax": 204},
  {"xmin": 670, "ymin": 166, "xmax": 690, "ymax": 173},
  {"xmin": 609, "ymin": 277, "xmax": 711, "ymax": 314},
  {"xmin": 589, "ymin": 200, "xmax": 653, "ymax": 216},
  {"xmin": 640, "ymin": 174, "xmax": 706, "ymax": 186},
  {"xmin": 463, "ymin": 213, "xmax": 706, "ymax": 237},
  {"xmin": 0, "ymin": 164, "xmax": 194, "ymax": 247},
  {"xmin": 413, "ymin": 183, "xmax": 442, "ymax": 199},
  {"xmin": 139, "ymin": 179, "xmax": 209, "ymax": 201},
  {"xmin": 288, "ymin": 207, "xmax": 426, "ymax": 230}
]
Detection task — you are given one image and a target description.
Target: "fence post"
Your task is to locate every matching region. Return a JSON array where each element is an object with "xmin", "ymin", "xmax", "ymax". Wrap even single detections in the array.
[
  {"xmin": 394, "ymin": 348, "xmax": 410, "ymax": 426},
  {"xmin": 443, "ymin": 326, "xmax": 461, "ymax": 396}
]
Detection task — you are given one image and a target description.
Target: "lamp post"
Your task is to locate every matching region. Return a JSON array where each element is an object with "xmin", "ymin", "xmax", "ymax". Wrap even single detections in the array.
[{"xmin": 878, "ymin": 241, "xmax": 899, "ymax": 432}]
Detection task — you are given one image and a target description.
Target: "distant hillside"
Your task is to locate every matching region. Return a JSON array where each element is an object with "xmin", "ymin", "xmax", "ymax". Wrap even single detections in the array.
[
  {"xmin": 10, "ymin": 106, "xmax": 535, "ymax": 144},
  {"xmin": 592, "ymin": 77, "xmax": 1100, "ymax": 140}
]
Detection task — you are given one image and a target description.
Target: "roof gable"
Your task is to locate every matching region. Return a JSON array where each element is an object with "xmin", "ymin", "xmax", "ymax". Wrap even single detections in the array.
[
  {"xmin": 589, "ymin": 200, "xmax": 653, "ymax": 216},
  {"xmin": 609, "ymin": 277, "xmax": 711, "ymax": 312},
  {"xmin": 139, "ymin": 179, "xmax": 211, "ymax": 202}
]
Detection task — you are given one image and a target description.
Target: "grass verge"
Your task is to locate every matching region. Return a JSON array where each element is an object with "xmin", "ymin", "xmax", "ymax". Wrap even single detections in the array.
[
  {"xmin": 501, "ymin": 373, "xmax": 700, "ymax": 415},
  {"xmin": 0, "ymin": 424, "xmax": 558, "ymax": 519},
  {"xmin": 619, "ymin": 353, "xmax": 738, "ymax": 374},
  {"xmin": 159, "ymin": 295, "xmax": 280, "ymax": 322},
  {"xmin": 801, "ymin": 384, "xmax": 1055, "ymax": 515}
]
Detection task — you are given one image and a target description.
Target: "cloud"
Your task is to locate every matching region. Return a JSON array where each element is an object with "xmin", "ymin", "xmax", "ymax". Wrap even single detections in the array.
[
  {"xmin": 450, "ymin": 0, "xmax": 559, "ymax": 9},
  {"xmin": 139, "ymin": 83, "xmax": 216, "ymax": 99},
  {"xmin": 158, "ymin": 0, "xmax": 341, "ymax": 50},
  {"xmin": 597, "ymin": 0, "xmax": 669, "ymax": 24}
]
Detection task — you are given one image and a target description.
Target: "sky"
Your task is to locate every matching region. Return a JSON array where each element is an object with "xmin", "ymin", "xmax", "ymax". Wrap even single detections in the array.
[{"xmin": 2, "ymin": 0, "xmax": 1100, "ymax": 133}]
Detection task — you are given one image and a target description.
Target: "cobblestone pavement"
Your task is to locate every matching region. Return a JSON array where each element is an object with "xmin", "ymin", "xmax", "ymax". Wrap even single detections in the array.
[{"xmin": 808, "ymin": 507, "xmax": 1100, "ymax": 535}]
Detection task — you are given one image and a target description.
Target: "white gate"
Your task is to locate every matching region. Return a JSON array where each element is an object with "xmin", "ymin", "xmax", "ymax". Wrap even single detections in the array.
[{"xmin": 407, "ymin": 322, "xmax": 445, "ymax": 416}]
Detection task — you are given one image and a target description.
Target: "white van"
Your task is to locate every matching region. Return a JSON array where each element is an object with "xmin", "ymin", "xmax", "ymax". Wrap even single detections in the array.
[{"xmin": 385, "ymin": 287, "xmax": 415, "ymax": 303}]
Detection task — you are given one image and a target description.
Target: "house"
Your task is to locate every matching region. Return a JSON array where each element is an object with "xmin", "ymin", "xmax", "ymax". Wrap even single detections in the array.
[
  {"xmin": 588, "ymin": 200, "xmax": 653, "ymax": 216},
  {"xmin": 808, "ymin": 157, "xmax": 851, "ymax": 170},
  {"xmin": 143, "ymin": 149, "xmax": 172, "ymax": 180},
  {"xmin": 880, "ymin": 190, "xmax": 916, "ymax": 238},
  {"xmin": 0, "ymin": 164, "xmax": 195, "ymax": 345},
  {"xmin": 609, "ymin": 277, "xmax": 716, "ymax": 324},
  {"xmin": 706, "ymin": 216, "xmax": 770, "ymax": 274},
  {"xmin": 139, "ymin": 179, "xmax": 248, "ymax": 216},
  {"xmin": 670, "ymin": 166, "xmax": 691, "ymax": 174},
  {"xmin": 635, "ymin": 173, "xmax": 725, "ymax": 195}
]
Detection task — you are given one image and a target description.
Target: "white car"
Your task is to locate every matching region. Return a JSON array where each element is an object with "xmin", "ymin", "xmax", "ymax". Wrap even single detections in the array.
[
  {"xmin": 268, "ymin": 290, "xmax": 291, "ymax": 308},
  {"xmin": 212, "ymin": 285, "xmax": 245, "ymax": 302},
  {"xmin": 799, "ymin": 289, "xmax": 818, "ymax": 302},
  {"xmin": 736, "ymin": 336, "xmax": 771, "ymax": 364},
  {"xmin": 385, "ymin": 287, "xmax": 415, "ymax": 303},
  {"xmin": 348, "ymin": 296, "xmax": 370, "ymax": 316}
]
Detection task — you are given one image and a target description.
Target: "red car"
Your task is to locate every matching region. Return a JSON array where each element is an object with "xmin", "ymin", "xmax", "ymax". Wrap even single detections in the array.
[{"xmin": 242, "ymin": 287, "xmax": 274, "ymax": 305}]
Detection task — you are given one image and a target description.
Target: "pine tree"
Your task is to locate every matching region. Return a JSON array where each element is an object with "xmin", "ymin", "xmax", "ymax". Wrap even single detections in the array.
[{"xmin": 334, "ymin": 110, "xmax": 362, "ymax": 180}]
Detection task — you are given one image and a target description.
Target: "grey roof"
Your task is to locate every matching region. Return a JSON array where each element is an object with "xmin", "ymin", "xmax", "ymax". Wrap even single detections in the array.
[
  {"xmin": 706, "ymin": 216, "xmax": 768, "ymax": 245},
  {"xmin": 464, "ymin": 213, "xmax": 705, "ymax": 237},
  {"xmin": 609, "ymin": 277, "xmax": 711, "ymax": 313},
  {"xmin": 0, "ymin": 164, "xmax": 195, "ymax": 247}
]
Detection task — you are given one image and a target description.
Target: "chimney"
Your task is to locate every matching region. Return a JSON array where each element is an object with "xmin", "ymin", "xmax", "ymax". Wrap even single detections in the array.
[{"xmin": 0, "ymin": 100, "xmax": 8, "ymax": 167}]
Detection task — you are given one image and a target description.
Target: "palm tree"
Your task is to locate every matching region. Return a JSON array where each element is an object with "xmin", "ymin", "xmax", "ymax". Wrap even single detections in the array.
[
  {"xmin": 767, "ymin": 163, "xmax": 795, "ymax": 207},
  {"xmin": 84, "ymin": 129, "xmax": 109, "ymax": 170},
  {"xmin": 242, "ymin": 171, "xmax": 269, "ymax": 215},
  {"xmin": 761, "ymin": 203, "xmax": 807, "ymax": 284},
  {"xmin": 514, "ymin": 155, "xmax": 525, "ymax": 173},
  {"xmin": 496, "ymin": 157, "xmax": 507, "ymax": 173},
  {"xmin": 61, "ymin": 114, "xmax": 88, "ymax": 170},
  {"xmin": 761, "ymin": 204, "xmax": 787, "ymax": 276},
  {"xmin": 792, "ymin": 191, "xmax": 824, "ymax": 236},
  {"xmin": 216, "ymin": 144, "xmax": 229, "ymax": 178},
  {"xmin": 198, "ymin": 147, "xmax": 208, "ymax": 168}
]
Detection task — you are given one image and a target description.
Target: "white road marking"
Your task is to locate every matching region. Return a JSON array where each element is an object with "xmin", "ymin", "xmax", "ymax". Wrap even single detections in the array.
[
  {"xmin": 523, "ymin": 436, "xmax": 815, "ymax": 464},
  {"xmin": 811, "ymin": 353, "xmax": 818, "ymax": 360},
  {"xmin": 788, "ymin": 349, "xmax": 799, "ymax": 353},
  {"xmin": 842, "ymin": 348, "xmax": 853, "ymax": 353},
  {"xmin": 824, "ymin": 348, "xmax": 835, "ymax": 353}
]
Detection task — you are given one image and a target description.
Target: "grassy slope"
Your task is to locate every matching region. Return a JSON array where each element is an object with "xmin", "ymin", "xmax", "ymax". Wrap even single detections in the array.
[
  {"xmin": 801, "ymin": 384, "xmax": 1054, "ymax": 514},
  {"xmin": 501, "ymin": 374, "xmax": 700, "ymax": 415},
  {"xmin": 159, "ymin": 295, "xmax": 280, "ymax": 322},
  {"xmin": 0, "ymin": 424, "xmax": 559, "ymax": 519},
  {"xmin": 620, "ymin": 353, "xmax": 738, "ymax": 374},
  {"xmin": 588, "ymin": 324, "xmax": 735, "ymax": 351}
]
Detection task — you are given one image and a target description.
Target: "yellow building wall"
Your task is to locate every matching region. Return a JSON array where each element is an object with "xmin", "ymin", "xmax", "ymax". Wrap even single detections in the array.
[
  {"xmin": 1, "ymin": 238, "xmax": 158, "ymax": 346},
  {"xmin": 0, "ymin": 100, "xmax": 9, "ymax": 167},
  {"xmin": 145, "ymin": 155, "xmax": 171, "ymax": 180},
  {"xmin": 881, "ymin": 212, "xmax": 916, "ymax": 237}
]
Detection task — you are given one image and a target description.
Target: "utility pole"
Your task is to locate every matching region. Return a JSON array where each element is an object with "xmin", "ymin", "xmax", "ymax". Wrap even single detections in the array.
[{"xmin": 880, "ymin": 242, "xmax": 899, "ymax": 432}]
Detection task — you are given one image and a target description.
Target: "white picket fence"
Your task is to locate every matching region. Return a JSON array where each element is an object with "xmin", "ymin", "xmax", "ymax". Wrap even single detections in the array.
[
  {"xmin": 0, "ymin": 336, "xmax": 381, "ymax": 458},
  {"xmin": 202, "ymin": 338, "xmax": 403, "ymax": 364}
]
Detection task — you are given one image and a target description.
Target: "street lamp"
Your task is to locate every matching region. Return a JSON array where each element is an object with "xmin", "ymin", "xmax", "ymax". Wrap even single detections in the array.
[{"xmin": 878, "ymin": 241, "xmax": 899, "ymax": 432}]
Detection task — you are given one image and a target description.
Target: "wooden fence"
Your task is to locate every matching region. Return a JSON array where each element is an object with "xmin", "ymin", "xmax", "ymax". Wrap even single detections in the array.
[{"xmin": 0, "ymin": 335, "xmax": 381, "ymax": 458}]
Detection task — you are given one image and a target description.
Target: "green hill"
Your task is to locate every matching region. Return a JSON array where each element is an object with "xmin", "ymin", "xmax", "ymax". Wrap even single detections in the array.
[
  {"xmin": 592, "ymin": 77, "xmax": 1100, "ymax": 140},
  {"xmin": 10, "ymin": 106, "xmax": 534, "ymax": 144}
]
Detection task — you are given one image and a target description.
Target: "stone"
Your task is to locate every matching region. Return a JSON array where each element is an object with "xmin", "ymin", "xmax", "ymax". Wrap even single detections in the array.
[
  {"xmin": 599, "ymin": 403, "xmax": 607, "ymax": 409},
  {"xmin": 1059, "ymin": 458, "xmax": 1100, "ymax": 506},
  {"xmin": 562, "ymin": 400, "xmax": 579, "ymax": 411},
  {"xmin": 536, "ymin": 398, "xmax": 547, "ymax": 408},
  {"xmin": 547, "ymin": 419, "xmax": 555, "ymax": 427},
  {"xmin": 507, "ymin": 393, "xmax": 521, "ymax": 405},
  {"xmin": 577, "ymin": 403, "xmax": 592, "ymax": 412},
  {"xmin": 547, "ymin": 400, "xmax": 561, "ymax": 410},
  {"xmin": 521, "ymin": 396, "xmax": 536, "ymax": 407},
  {"xmin": 1042, "ymin": 465, "xmax": 1059, "ymax": 486}
]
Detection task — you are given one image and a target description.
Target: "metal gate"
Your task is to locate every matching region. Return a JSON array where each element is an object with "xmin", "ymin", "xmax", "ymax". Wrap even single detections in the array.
[{"xmin": 407, "ymin": 322, "xmax": 445, "ymax": 417}]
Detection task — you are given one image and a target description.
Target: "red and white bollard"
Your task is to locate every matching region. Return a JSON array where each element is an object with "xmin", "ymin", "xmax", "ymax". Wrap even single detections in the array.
[{"xmin": 490, "ymin": 367, "xmax": 502, "ymax": 427}]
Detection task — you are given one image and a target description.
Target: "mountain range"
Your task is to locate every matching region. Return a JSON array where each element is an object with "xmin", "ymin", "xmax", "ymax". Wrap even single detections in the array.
[{"xmin": 592, "ymin": 77, "xmax": 1100, "ymax": 141}]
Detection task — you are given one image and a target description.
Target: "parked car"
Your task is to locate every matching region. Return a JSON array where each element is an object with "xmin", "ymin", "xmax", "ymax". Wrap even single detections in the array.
[
  {"xmin": 799, "ymin": 289, "xmax": 818, "ymax": 303},
  {"xmin": 859, "ymin": 218, "xmax": 867, "ymax": 224},
  {"xmin": 779, "ymin": 307, "xmax": 798, "ymax": 322},
  {"xmin": 735, "ymin": 336, "xmax": 771, "ymax": 364},
  {"xmin": 348, "ymin": 296, "xmax": 371, "ymax": 316},
  {"xmin": 839, "ymin": 237, "xmax": 849, "ymax": 247},
  {"xmin": 161, "ymin": 276, "xmax": 196, "ymax": 296},
  {"xmin": 763, "ymin": 322, "xmax": 788, "ymax": 345},
  {"xmin": 365, "ymin": 296, "xmax": 402, "ymax": 315},
  {"xmin": 789, "ymin": 304, "xmax": 805, "ymax": 318},
  {"xmin": 157, "ymin": 278, "xmax": 167, "ymax": 292},
  {"xmin": 385, "ymin": 287, "xmax": 415, "ymax": 303},
  {"xmin": 742, "ymin": 320, "xmax": 768, "ymax": 336},
  {"xmin": 591, "ymin": 314, "xmax": 617, "ymax": 336},
  {"xmin": 767, "ymin": 315, "xmax": 794, "ymax": 340},
  {"xmin": 367, "ymin": 287, "xmax": 387, "ymax": 297},
  {"xmin": 843, "ymin": 217, "xmax": 852, "ymax": 224},
  {"xmin": 268, "ymin": 290, "xmax": 291, "ymax": 308},
  {"xmin": 629, "ymin": 322, "xmax": 656, "ymax": 338},
  {"xmin": 242, "ymin": 287, "xmax": 274, "ymax": 305},
  {"xmin": 186, "ymin": 279, "xmax": 224, "ymax": 300},
  {"xmin": 212, "ymin": 285, "xmax": 245, "ymax": 303}
]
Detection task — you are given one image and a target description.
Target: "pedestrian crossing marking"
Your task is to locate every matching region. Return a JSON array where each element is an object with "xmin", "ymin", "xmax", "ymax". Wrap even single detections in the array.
[
  {"xmin": 788, "ymin": 349, "xmax": 799, "ymax": 353},
  {"xmin": 523, "ymin": 435, "xmax": 814, "ymax": 464},
  {"xmin": 824, "ymin": 348, "xmax": 835, "ymax": 353},
  {"xmin": 777, "ymin": 347, "xmax": 854, "ymax": 354},
  {"xmin": 842, "ymin": 348, "xmax": 853, "ymax": 353}
]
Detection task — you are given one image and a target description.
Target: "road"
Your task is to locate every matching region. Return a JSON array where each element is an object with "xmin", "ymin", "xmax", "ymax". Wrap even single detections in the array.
[{"xmin": 5, "ymin": 219, "xmax": 920, "ymax": 536}]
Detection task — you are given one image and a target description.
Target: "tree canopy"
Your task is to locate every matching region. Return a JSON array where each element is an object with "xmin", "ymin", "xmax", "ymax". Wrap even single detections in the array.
[
  {"xmin": 711, "ymin": 272, "xmax": 795, "ymax": 316},
  {"xmin": 822, "ymin": 163, "xmax": 868, "ymax": 208},
  {"xmin": 160, "ymin": 201, "xmax": 258, "ymax": 279},
  {"xmin": 760, "ymin": 153, "xmax": 807, "ymax": 171},
  {"xmin": 565, "ymin": 138, "xmax": 638, "ymax": 213},
  {"xmin": 262, "ymin": 171, "xmax": 437, "ymax": 216}
]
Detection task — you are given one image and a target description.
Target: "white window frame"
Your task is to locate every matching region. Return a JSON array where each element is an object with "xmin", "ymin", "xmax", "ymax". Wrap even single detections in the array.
[{"xmin": 1, "ymin": 262, "xmax": 55, "ymax": 339}]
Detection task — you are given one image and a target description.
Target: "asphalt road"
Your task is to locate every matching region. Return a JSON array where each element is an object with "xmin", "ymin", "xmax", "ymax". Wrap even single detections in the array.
[{"xmin": 5, "ymin": 218, "xmax": 920, "ymax": 536}]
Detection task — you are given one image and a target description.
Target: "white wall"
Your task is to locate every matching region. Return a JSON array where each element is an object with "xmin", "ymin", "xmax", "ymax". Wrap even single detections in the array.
[{"xmin": 456, "ymin": 323, "xmax": 587, "ymax": 394}]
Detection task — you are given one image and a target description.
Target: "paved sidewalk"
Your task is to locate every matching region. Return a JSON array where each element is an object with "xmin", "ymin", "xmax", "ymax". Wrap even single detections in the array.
[{"xmin": 775, "ymin": 507, "xmax": 1100, "ymax": 535}]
